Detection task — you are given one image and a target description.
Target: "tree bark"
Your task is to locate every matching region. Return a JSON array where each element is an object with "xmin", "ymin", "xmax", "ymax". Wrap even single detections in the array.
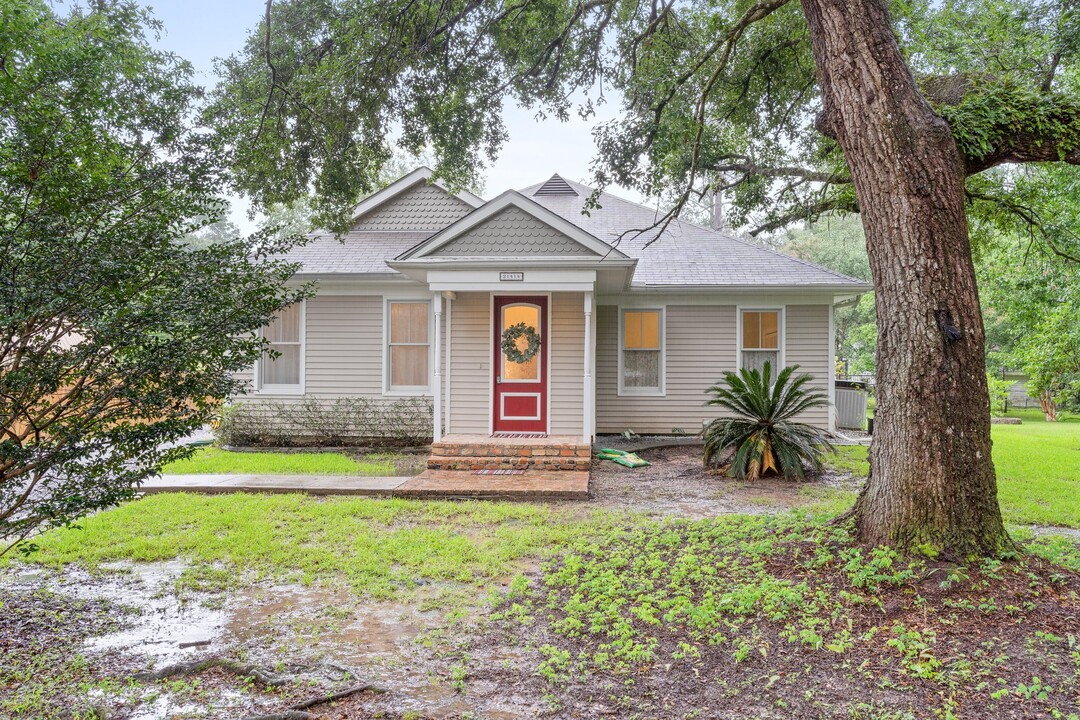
[
  {"xmin": 1040, "ymin": 390, "xmax": 1058, "ymax": 422},
  {"xmin": 800, "ymin": 0, "xmax": 1012, "ymax": 556}
]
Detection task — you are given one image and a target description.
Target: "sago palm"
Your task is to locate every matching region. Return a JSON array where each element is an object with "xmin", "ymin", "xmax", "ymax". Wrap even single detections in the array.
[{"xmin": 703, "ymin": 362, "xmax": 834, "ymax": 480}]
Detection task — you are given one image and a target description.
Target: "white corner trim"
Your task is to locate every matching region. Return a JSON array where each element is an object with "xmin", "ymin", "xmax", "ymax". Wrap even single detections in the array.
[{"xmin": 828, "ymin": 303, "xmax": 837, "ymax": 432}]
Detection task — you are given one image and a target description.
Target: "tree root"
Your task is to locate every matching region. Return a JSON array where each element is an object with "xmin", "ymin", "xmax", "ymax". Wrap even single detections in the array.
[
  {"xmin": 133, "ymin": 657, "xmax": 292, "ymax": 687},
  {"xmin": 240, "ymin": 684, "xmax": 389, "ymax": 720},
  {"xmin": 134, "ymin": 658, "xmax": 388, "ymax": 719}
]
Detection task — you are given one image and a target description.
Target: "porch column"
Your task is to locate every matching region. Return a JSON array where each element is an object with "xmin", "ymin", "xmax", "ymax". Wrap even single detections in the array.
[
  {"xmin": 583, "ymin": 291, "xmax": 594, "ymax": 443},
  {"xmin": 432, "ymin": 291, "xmax": 443, "ymax": 443}
]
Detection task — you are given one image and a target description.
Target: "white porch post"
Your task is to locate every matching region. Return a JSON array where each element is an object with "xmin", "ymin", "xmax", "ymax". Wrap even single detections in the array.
[
  {"xmin": 433, "ymin": 291, "xmax": 443, "ymax": 443},
  {"xmin": 583, "ymin": 291, "xmax": 594, "ymax": 443}
]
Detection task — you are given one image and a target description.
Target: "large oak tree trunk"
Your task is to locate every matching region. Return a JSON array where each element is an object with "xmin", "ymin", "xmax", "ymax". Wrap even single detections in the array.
[{"xmin": 800, "ymin": 0, "xmax": 1012, "ymax": 556}]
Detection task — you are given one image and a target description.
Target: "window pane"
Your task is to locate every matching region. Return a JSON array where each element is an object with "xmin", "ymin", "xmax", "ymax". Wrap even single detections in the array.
[
  {"xmin": 624, "ymin": 350, "xmax": 659, "ymax": 388},
  {"xmin": 410, "ymin": 303, "xmax": 429, "ymax": 343},
  {"xmin": 391, "ymin": 302, "xmax": 428, "ymax": 344},
  {"xmin": 761, "ymin": 311, "xmax": 779, "ymax": 350},
  {"xmin": 742, "ymin": 311, "xmax": 760, "ymax": 350},
  {"xmin": 502, "ymin": 304, "xmax": 541, "ymax": 381},
  {"xmin": 624, "ymin": 311, "xmax": 643, "ymax": 349},
  {"xmin": 742, "ymin": 350, "xmax": 778, "ymax": 375},
  {"xmin": 265, "ymin": 304, "xmax": 300, "ymax": 343},
  {"xmin": 391, "ymin": 345, "xmax": 428, "ymax": 387},
  {"xmin": 262, "ymin": 344, "xmax": 300, "ymax": 385},
  {"xmin": 640, "ymin": 311, "xmax": 659, "ymax": 349}
]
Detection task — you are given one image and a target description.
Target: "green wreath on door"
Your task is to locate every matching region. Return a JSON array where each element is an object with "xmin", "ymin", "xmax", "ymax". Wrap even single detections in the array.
[{"xmin": 501, "ymin": 322, "xmax": 541, "ymax": 364}]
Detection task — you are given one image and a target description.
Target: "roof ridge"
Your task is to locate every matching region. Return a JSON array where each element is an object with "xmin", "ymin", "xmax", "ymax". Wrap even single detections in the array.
[{"xmin": 525, "ymin": 175, "xmax": 868, "ymax": 285}]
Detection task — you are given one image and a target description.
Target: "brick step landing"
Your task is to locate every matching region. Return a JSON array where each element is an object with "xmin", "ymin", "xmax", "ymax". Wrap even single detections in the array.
[
  {"xmin": 428, "ymin": 435, "xmax": 592, "ymax": 471},
  {"xmin": 398, "ymin": 469, "xmax": 590, "ymax": 500},
  {"xmin": 426, "ymin": 454, "xmax": 590, "ymax": 471}
]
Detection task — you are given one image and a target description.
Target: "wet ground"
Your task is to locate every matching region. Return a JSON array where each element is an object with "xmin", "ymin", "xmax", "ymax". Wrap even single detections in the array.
[
  {"xmin": 591, "ymin": 443, "xmax": 861, "ymax": 518},
  {"xmin": 0, "ymin": 446, "xmax": 977, "ymax": 718}
]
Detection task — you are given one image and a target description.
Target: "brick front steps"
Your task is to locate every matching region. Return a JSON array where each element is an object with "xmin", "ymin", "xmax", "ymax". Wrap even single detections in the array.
[
  {"xmin": 427, "ymin": 435, "xmax": 592, "ymax": 472},
  {"xmin": 408, "ymin": 434, "xmax": 592, "ymax": 499}
]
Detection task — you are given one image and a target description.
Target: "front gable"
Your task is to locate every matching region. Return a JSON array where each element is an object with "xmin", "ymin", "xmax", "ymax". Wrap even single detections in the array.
[
  {"xmin": 348, "ymin": 167, "xmax": 484, "ymax": 232},
  {"xmin": 429, "ymin": 206, "xmax": 599, "ymax": 257},
  {"xmin": 397, "ymin": 190, "xmax": 630, "ymax": 261},
  {"xmin": 352, "ymin": 181, "xmax": 476, "ymax": 232}
]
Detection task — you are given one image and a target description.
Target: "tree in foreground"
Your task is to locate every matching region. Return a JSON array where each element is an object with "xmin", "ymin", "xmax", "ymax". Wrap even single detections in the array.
[
  {"xmin": 703, "ymin": 363, "xmax": 833, "ymax": 481},
  {"xmin": 0, "ymin": 1, "xmax": 307, "ymax": 554},
  {"xmin": 209, "ymin": 0, "xmax": 1080, "ymax": 558}
]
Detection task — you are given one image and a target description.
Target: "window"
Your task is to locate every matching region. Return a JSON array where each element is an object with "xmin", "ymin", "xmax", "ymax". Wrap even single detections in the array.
[
  {"xmin": 741, "ymin": 309, "xmax": 780, "ymax": 374},
  {"xmin": 259, "ymin": 302, "xmax": 303, "ymax": 391},
  {"xmin": 620, "ymin": 309, "xmax": 663, "ymax": 394},
  {"xmin": 388, "ymin": 301, "xmax": 430, "ymax": 391}
]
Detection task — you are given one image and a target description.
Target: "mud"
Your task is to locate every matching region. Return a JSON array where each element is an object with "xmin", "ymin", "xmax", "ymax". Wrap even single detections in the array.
[{"xmin": 590, "ymin": 444, "xmax": 862, "ymax": 518}]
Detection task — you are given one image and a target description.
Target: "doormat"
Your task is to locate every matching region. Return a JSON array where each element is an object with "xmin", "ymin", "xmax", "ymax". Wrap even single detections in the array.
[
  {"xmin": 473, "ymin": 469, "xmax": 525, "ymax": 475},
  {"xmin": 490, "ymin": 432, "xmax": 547, "ymax": 439}
]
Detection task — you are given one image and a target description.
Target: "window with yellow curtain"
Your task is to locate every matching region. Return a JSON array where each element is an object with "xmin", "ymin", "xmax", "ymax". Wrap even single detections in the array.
[
  {"xmin": 741, "ymin": 309, "xmax": 780, "ymax": 374},
  {"xmin": 621, "ymin": 309, "xmax": 663, "ymax": 393},
  {"xmin": 388, "ymin": 301, "xmax": 430, "ymax": 390},
  {"xmin": 260, "ymin": 302, "xmax": 303, "ymax": 389}
]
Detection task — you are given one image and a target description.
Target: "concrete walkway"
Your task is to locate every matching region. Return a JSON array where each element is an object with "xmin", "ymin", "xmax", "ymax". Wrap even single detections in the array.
[
  {"xmin": 142, "ymin": 474, "xmax": 411, "ymax": 496},
  {"xmin": 140, "ymin": 472, "xmax": 590, "ymax": 500}
]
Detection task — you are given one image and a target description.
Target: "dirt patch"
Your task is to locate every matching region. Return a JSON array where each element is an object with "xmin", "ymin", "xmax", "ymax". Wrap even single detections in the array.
[
  {"xmin": 590, "ymin": 445, "xmax": 861, "ymax": 518},
  {"xmin": 472, "ymin": 522, "xmax": 1080, "ymax": 719}
]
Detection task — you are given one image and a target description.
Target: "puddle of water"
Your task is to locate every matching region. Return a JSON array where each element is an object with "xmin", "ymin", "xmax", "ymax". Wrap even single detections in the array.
[{"xmin": 4, "ymin": 559, "xmax": 537, "ymax": 719}]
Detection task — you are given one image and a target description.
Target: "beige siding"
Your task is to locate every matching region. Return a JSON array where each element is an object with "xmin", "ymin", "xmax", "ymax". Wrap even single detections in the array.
[
  {"xmin": 596, "ymin": 303, "xmax": 832, "ymax": 433},
  {"xmin": 304, "ymin": 295, "xmax": 383, "ymax": 396},
  {"xmin": 596, "ymin": 305, "xmax": 736, "ymax": 433},
  {"xmin": 235, "ymin": 295, "xmax": 384, "ymax": 402},
  {"xmin": 431, "ymin": 207, "xmax": 595, "ymax": 256},
  {"xmin": 352, "ymin": 182, "xmax": 474, "ymax": 231},
  {"xmin": 784, "ymin": 304, "xmax": 830, "ymax": 427},
  {"xmin": 550, "ymin": 293, "xmax": 585, "ymax": 435},
  {"xmin": 447, "ymin": 292, "xmax": 490, "ymax": 433}
]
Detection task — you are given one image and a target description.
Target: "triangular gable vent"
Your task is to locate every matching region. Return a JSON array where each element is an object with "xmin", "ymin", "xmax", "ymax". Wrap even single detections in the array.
[{"xmin": 533, "ymin": 174, "xmax": 578, "ymax": 196}]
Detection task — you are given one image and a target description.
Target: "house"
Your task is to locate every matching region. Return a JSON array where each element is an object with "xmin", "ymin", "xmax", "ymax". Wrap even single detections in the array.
[{"xmin": 236, "ymin": 167, "xmax": 867, "ymax": 488}]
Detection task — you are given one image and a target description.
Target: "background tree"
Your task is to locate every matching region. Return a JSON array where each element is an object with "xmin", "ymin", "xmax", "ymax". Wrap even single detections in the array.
[
  {"xmin": 979, "ymin": 239, "xmax": 1080, "ymax": 421},
  {"xmin": 208, "ymin": 0, "xmax": 1080, "ymax": 557},
  {"xmin": 782, "ymin": 216, "xmax": 876, "ymax": 376},
  {"xmin": 0, "ymin": 0, "xmax": 307, "ymax": 554}
]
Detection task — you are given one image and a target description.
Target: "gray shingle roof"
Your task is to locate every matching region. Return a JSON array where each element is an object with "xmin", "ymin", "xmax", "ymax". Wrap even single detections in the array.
[
  {"xmin": 281, "ymin": 171, "xmax": 868, "ymax": 290},
  {"xmin": 285, "ymin": 232, "xmax": 431, "ymax": 275},
  {"xmin": 520, "ymin": 176, "xmax": 867, "ymax": 288}
]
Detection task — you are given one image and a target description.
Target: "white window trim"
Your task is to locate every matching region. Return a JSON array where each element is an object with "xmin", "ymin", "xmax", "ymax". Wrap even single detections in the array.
[
  {"xmin": 617, "ymin": 306, "xmax": 666, "ymax": 397},
  {"xmin": 255, "ymin": 299, "xmax": 306, "ymax": 395},
  {"xmin": 383, "ymin": 298, "xmax": 434, "ymax": 396},
  {"xmin": 735, "ymin": 305, "xmax": 785, "ymax": 373}
]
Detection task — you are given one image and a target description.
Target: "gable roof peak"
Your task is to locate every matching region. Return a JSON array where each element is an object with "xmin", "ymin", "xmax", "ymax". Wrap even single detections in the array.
[{"xmin": 533, "ymin": 173, "xmax": 578, "ymax": 197}]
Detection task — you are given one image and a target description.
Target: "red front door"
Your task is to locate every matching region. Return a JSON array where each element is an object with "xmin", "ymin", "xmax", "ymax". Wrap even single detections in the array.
[{"xmin": 493, "ymin": 296, "xmax": 547, "ymax": 434}]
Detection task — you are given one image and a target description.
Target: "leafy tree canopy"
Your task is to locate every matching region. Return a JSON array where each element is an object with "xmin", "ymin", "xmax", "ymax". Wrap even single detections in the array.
[
  {"xmin": 0, "ymin": 0, "xmax": 307, "ymax": 553},
  {"xmin": 210, "ymin": 0, "xmax": 1080, "ymax": 250}
]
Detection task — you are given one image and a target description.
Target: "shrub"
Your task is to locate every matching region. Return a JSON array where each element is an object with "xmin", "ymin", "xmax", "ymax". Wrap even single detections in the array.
[
  {"xmin": 215, "ymin": 396, "xmax": 433, "ymax": 447},
  {"xmin": 703, "ymin": 362, "xmax": 833, "ymax": 480}
]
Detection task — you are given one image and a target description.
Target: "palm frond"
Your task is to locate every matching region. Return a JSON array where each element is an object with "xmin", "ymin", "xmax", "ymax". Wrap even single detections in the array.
[{"xmin": 702, "ymin": 361, "xmax": 832, "ymax": 479}]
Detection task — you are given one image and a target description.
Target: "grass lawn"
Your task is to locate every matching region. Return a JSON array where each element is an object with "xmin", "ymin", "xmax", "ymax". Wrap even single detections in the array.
[
  {"xmin": 826, "ymin": 412, "xmax": 1080, "ymax": 527},
  {"xmin": 161, "ymin": 447, "xmax": 399, "ymax": 476},
  {"xmin": 19, "ymin": 493, "xmax": 630, "ymax": 599},
  {"xmin": 12, "ymin": 493, "xmax": 1080, "ymax": 719}
]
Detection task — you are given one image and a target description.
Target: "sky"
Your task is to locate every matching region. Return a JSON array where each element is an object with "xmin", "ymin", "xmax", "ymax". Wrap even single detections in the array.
[{"xmin": 142, "ymin": 0, "xmax": 638, "ymax": 232}]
